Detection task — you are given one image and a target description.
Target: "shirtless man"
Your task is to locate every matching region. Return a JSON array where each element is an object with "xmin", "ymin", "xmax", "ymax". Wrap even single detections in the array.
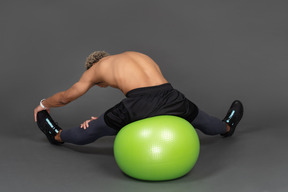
[{"xmin": 34, "ymin": 51, "xmax": 244, "ymax": 145}]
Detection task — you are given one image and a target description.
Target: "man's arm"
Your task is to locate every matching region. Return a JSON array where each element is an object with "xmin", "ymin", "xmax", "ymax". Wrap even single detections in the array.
[
  {"xmin": 43, "ymin": 80, "xmax": 94, "ymax": 108},
  {"xmin": 34, "ymin": 70, "xmax": 96, "ymax": 121}
]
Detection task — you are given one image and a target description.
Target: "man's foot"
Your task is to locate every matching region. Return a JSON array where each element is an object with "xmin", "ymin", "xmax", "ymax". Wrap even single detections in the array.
[
  {"xmin": 36, "ymin": 110, "xmax": 64, "ymax": 145},
  {"xmin": 221, "ymin": 100, "xmax": 244, "ymax": 137}
]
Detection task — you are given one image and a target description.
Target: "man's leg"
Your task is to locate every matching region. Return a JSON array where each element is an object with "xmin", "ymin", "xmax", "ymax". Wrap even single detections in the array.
[
  {"xmin": 191, "ymin": 110, "xmax": 228, "ymax": 135},
  {"xmin": 59, "ymin": 114, "xmax": 118, "ymax": 145},
  {"xmin": 191, "ymin": 100, "xmax": 244, "ymax": 136},
  {"xmin": 37, "ymin": 111, "xmax": 118, "ymax": 145}
]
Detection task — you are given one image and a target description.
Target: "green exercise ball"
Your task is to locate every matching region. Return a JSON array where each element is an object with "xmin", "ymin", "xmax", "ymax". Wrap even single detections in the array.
[{"xmin": 114, "ymin": 115, "xmax": 200, "ymax": 181}]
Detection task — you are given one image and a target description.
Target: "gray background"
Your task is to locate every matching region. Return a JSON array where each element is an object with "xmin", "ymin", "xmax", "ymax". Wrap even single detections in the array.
[{"xmin": 0, "ymin": 0, "xmax": 287, "ymax": 191}]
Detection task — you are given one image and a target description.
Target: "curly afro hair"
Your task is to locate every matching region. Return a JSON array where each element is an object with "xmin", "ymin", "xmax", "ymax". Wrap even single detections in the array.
[{"xmin": 85, "ymin": 51, "xmax": 110, "ymax": 70}]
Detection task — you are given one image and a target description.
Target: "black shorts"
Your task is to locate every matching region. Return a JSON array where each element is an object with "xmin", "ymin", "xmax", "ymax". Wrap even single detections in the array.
[{"xmin": 104, "ymin": 83, "xmax": 199, "ymax": 131}]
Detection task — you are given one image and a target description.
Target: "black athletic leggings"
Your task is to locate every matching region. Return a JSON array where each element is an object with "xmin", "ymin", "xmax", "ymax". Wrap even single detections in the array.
[{"xmin": 60, "ymin": 110, "xmax": 227, "ymax": 145}]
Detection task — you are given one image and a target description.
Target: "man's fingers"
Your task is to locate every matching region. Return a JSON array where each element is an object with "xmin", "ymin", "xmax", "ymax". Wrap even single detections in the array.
[
  {"xmin": 86, "ymin": 120, "xmax": 90, "ymax": 128},
  {"xmin": 80, "ymin": 118, "xmax": 94, "ymax": 130}
]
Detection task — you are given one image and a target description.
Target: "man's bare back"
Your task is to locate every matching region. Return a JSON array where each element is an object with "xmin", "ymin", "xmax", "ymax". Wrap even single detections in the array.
[{"xmin": 90, "ymin": 51, "xmax": 168, "ymax": 95}]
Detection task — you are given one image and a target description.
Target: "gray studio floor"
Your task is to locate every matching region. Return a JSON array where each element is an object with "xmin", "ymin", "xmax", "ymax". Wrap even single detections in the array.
[{"xmin": 1, "ymin": 119, "xmax": 287, "ymax": 192}]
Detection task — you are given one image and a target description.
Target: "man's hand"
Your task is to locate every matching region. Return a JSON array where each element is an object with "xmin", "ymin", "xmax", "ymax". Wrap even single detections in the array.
[
  {"xmin": 80, "ymin": 116, "xmax": 98, "ymax": 130},
  {"xmin": 34, "ymin": 105, "xmax": 50, "ymax": 122}
]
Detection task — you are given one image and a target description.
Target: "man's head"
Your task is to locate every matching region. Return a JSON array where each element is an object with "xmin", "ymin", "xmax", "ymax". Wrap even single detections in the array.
[{"xmin": 85, "ymin": 51, "xmax": 110, "ymax": 70}]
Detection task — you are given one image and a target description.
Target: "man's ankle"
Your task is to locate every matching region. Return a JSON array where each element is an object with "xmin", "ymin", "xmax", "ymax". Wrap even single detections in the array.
[
  {"xmin": 55, "ymin": 130, "xmax": 63, "ymax": 143},
  {"xmin": 226, "ymin": 123, "xmax": 231, "ymax": 132}
]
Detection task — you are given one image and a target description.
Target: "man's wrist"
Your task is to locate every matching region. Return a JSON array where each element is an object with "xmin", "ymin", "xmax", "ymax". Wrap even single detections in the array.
[{"xmin": 40, "ymin": 99, "xmax": 47, "ymax": 109}]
